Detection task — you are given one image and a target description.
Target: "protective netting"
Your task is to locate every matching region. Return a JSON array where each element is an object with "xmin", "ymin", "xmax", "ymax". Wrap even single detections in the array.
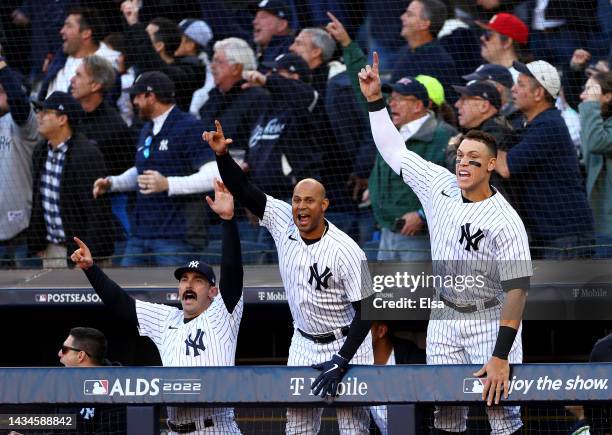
[{"xmin": 0, "ymin": 0, "xmax": 609, "ymax": 267}]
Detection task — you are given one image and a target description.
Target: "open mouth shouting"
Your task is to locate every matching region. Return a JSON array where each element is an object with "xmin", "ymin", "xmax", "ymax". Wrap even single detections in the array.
[
  {"xmin": 458, "ymin": 169, "xmax": 471, "ymax": 181},
  {"xmin": 296, "ymin": 212, "xmax": 310, "ymax": 227},
  {"xmin": 182, "ymin": 290, "xmax": 197, "ymax": 301}
]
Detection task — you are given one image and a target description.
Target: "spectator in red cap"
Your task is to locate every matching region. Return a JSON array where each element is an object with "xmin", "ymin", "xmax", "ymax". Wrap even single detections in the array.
[{"xmin": 478, "ymin": 13, "xmax": 529, "ymax": 83}]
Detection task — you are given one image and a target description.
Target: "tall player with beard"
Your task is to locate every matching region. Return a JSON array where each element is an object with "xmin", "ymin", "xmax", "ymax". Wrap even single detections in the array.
[{"xmin": 71, "ymin": 179, "xmax": 244, "ymax": 434}]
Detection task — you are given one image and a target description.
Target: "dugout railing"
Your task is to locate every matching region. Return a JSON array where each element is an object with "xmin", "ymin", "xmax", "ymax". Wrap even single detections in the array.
[{"xmin": 0, "ymin": 364, "xmax": 610, "ymax": 434}]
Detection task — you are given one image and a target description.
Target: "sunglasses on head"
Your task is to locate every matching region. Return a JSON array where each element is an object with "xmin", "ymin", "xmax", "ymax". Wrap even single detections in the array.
[
  {"xmin": 143, "ymin": 135, "xmax": 152, "ymax": 159},
  {"xmin": 61, "ymin": 345, "xmax": 89, "ymax": 356}
]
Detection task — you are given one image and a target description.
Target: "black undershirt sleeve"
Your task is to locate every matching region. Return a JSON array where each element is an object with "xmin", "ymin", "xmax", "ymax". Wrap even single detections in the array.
[
  {"xmin": 501, "ymin": 277, "xmax": 530, "ymax": 292},
  {"xmin": 338, "ymin": 294, "xmax": 375, "ymax": 361},
  {"xmin": 84, "ymin": 264, "xmax": 138, "ymax": 328},
  {"xmin": 219, "ymin": 218, "xmax": 243, "ymax": 314},
  {"xmin": 216, "ymin": 152, "xmax": 267, "ymax": 219}
]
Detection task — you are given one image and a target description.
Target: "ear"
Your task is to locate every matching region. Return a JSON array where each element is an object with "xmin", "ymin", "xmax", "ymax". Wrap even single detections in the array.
[
  {"xmin": 90, "ymin": 81, "xmax": 103, "ymax": 94},
  {"xmin": 208, "ymin": 285, "xmax": 219, "ymax": 299},
  {"xmin": 414, "ymin": 99, "xmax": 425, "ymax": 114},
  {"xmin": 58, "ymin": 113, "xmax": 70, "ymax": 128},
  {"xmin": 153, "ymin": 41, "xmax": 165, "ymax": 54},
  {"xmin": 487, "ymin": 157, "xmax": 497, "ymax": 173},
  {"xmin": 277, "ymin": 19, "xmax": 289, "ymax": 33},
  {"xmin": 321, "ymin": 197, "xmax": 329, "ymax": 212},
  {"xmin": 81, "ymin": 27, "xmax": 92, "ymax": 41},
  {"xmin": 231, "ymin": 62, "xmax": 243, "ymax": 78},
  {"xmin": 534, "ymin": 86, "xmax": 546, "ymax": 102}
]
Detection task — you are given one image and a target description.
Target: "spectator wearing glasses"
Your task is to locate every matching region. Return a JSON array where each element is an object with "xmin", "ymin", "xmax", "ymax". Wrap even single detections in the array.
[
  {"xmin": 29, "ymin": 91, "xmax": 113, "ymax": 268},
  {"xmin": 463, "ymin": 63, "xmax": 524, "ymax": 128},
  {"xmin": 55, "ymin": 327, "xmax": 126, "ymax": 434},
  {"xmin": 59, "ymin": 326, "xmax": 109, "ymax": 367},
  {"xmin": 92, "ymin": 71, "xmax": 215, "ymax": 266},
  {"xmin": 477, "ymin": 13, "xmax": 530, "ymax": 83}
]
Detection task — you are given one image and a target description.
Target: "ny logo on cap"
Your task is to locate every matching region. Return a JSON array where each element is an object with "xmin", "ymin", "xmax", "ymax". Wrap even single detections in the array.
[
  {"xmin": 58, "ymin": 104, "xmax": 64, "ymax": 111},
  {"xmin": 397, "ymin": 77, "xmax": 413, "ymax": 85},
  {"xmin": 189, "ymin": 260, "xmax": 200, "ymax": 268},
  {"xmin": 259, "ymin": 0, "xmax": 269, "ymax": 6}
]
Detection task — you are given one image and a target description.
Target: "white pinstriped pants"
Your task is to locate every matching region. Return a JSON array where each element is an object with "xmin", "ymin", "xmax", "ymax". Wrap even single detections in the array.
[
  {"xmin": 427, "ymin": 315, "xmax": 523, "ymax": 435},
  {"xmin": 285, "ymin": 329, "xmax": 374, "ymax": 435}
]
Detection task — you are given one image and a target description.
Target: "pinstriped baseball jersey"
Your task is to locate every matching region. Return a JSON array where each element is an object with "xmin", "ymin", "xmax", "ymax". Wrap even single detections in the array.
[
  {"xmin": 260, "ymin": 195, "xmax": 374, "ymax": 334},
  {"xmin": 396, "ymin": 150, "xmax": 532, "ymax": 304},
  {"xmin": 135, "ymin": 294, "xmax": 243, "ymax": 424}
]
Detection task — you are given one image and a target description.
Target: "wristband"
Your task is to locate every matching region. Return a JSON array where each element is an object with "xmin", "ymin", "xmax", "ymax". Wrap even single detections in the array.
[
  {"xmin": 367, "ymin": 98, "xmax": 386, "ymax": 112},
  {"xmin": 417, "ymin": 209, "xmax": 426, "ymax": 223},
  {"xmin": 492, "ymin": 326, "xmax": 518, "ymax": 360}
]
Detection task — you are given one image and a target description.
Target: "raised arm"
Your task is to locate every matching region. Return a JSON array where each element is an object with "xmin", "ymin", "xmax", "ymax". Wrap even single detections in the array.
[
  {"xmin": 203, "ymin": 120, "xmax": 267, "ymax": 219},
  {"xmin": 205, "ymin": 180, "xmax": 243, "ymax": 313},
  {"xmin": 0, "ymin": 59, "xmax": 32, "ymax": 126},
  {"xmin": 71, "ymin": 237, "xmax": 138, "ymax": 328},
  {"xmin": 359, "ymin": 52, "xmax": 405, "ymax": 175}
]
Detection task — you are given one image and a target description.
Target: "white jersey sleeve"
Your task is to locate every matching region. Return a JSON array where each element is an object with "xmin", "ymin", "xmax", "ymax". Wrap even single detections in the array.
[
  {"xmin": 369, "ymin": 107, "xmax": 453, "ymax": 209},
  {"xmin": 135, "ymin": 300, "xmax": 179, "ymax": 348},
  {"xmin": 339, "ymin": 247, "xmax": 373, "ymax": 302},
  {"xmin": 208, "ymin": 292, "xmax": 244, "ymax": 341},
  {"xmin": 260, "ymin": 194, "xmax": 293, "ymax": 242},
  {"xmin": 494, "ymin": 219, "xmax": 533, "ymax": 285}
]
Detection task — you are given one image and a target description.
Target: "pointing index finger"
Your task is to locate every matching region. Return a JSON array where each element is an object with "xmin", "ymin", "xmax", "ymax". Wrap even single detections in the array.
[
  {"xmin": 73, "ymin": 236, "xmax": 86, "ymax": 249},
  {"xmin": 372, "ymin": 51, "xmax": 379, "ymax": 74},
  {"xmin": 326, "ymin": 11, "xmax": 339, "ymax": 24},
  {"xmin": 215, "ymin": 119, "xmax": 223, "ymax": 135}
]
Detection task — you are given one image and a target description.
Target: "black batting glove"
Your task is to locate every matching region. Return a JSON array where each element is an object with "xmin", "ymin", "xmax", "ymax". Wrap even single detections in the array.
[{"xmin": 311, "ymin": 353, "xmax": 349, "ymax": 398}]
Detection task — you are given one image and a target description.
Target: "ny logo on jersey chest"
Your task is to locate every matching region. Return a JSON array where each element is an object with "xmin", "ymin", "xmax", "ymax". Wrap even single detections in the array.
[
  {"xmin": 185, "ymin": 328, "xmax": 206, "ymax": 356},
  {"xmin": 308, "ymin": 263, "xmax": 333, "ymax": 290},
  {"xmin": 459, "ymin": 223, "xmax": 485, "ymax": 251}
]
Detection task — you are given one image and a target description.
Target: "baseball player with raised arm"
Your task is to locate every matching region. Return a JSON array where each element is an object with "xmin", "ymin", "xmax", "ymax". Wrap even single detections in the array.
[
  {"xmin": 359, "ymin": 53, "xmax": 532, "ymax": 435},
  {"xmin": 70, "ymin": 179, "xmax": 244, "ymax": 434},
  {"xmin": 203, "ymin": 120, "xmax": 375, "ymax": 435}
]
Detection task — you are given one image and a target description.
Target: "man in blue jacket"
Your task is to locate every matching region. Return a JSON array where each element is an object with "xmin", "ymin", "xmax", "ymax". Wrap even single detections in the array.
[
  {"xmin": 495, "ymin": 60, "xmax": 595, "ymax": 259},
  {"xmin": 93, "ymin": 71, "xmax": 215, "ymax": 266}
]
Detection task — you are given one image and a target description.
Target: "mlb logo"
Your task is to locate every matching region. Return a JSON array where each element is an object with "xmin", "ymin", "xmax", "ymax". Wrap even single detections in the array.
[
  {"xmin": 35, "ymin": 294, "xmax": 47, "ymax": 302},
  {"xmin": 84, "ymin": 380, "xmax": 109, "ymax": 395},
  {"xmin": 463, "ymin": 378, "xmax": 485, "ymax": 394}
]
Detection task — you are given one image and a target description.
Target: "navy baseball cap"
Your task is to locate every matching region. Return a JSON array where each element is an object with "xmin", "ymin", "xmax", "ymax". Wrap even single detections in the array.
[
  {"xmin": 253, "ymin": 0, "xmax": 292, "ymax": 23},
  {"xmin": 33, "ymin": 91, "xmax": 84, "ymax": 124},
  {"xmin": 453, "ymin": 80, "xmax": 502, "ymax": 110},
  {"xmin": 463, "ymin": 64, "xmax": 514, "ymax": 89},
  {"xmin": 126, "ymin": 71, "xmax": 175, "ymax": 98},
  {"xmin": 174, "ymin": 259, "xmax": 216, "ymax": 285},
  {"xmin": 263, "ymin": 53, "xmax": 310, "ymax": 78},
  {"xmin": 382, "ymin": 76, "xmax": 430, "ymax": 106}
]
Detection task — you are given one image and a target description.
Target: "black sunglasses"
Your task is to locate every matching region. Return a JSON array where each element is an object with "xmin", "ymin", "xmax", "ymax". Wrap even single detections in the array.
[{"xmin": 61, "ymin": 345, "xmax": 89, "ymax": 356}]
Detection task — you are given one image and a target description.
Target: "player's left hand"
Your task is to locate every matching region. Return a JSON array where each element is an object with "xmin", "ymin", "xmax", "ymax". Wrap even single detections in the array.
[
  {"xmin": 473, "ymin": 356, "xmax": 510, "ymax": 406},
  {"xmin": 311, "ymin": 354, "xmax": 349, "ymax": 398},
  {"xmin": 206, "ymin": 178, "xmax": 234, "ymax": 220},
  {"xmin": 137, "ymin": 170, "xmax": 168, "ymax": 194}
]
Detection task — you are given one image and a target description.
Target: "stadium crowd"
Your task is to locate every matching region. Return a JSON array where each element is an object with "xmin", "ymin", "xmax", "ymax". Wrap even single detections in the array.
[{"xmin": 0, "ymin": 0, "xmax": 610, "ymax": 267}]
